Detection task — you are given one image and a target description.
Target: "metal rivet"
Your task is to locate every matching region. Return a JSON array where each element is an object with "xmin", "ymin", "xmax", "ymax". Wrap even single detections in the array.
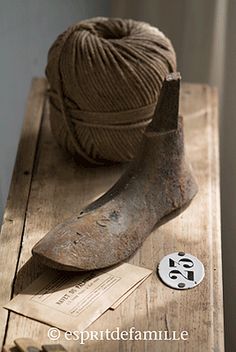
[
  {"xmin": 178, "ymin": 251, "xmax": 185, "ymax": 256},
  {"xmin": 178, "ymin": 283, "xmax": 185, "ymax": 288}
]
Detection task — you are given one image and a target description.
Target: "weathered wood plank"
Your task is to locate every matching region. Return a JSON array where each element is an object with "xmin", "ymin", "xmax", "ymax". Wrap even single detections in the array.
[
  {"xmin": 0, "ymin": 78, "xmax": 47, "ymax": 349},
  {"xmin": 208, "ymin": 87, "xmax": 224, "ymax": 350},
  {"xmin": 1, "ymin": 80, "xmax": 224, "ymax": 352}
]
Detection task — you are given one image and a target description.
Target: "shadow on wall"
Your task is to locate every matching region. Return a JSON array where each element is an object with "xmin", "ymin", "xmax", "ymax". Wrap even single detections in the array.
[
  {"xmin": 0, "ymin": 0, "xmax": 111, "ymax": 220},
  {"xmin": 111, "ymin": 0, "xmax": 218, "ymax": 84}
]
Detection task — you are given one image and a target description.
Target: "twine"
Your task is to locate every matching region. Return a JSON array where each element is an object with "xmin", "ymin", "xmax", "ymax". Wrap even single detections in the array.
[{"xmin": 46, "ymin": 17, "xmax": 176, "ymax": 164}]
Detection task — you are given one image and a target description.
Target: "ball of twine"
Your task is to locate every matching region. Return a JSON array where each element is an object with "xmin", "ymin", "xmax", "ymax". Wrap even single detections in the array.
[{"xmin": 46, "ymin": 17, "xmax": 176, "ymax": 164}]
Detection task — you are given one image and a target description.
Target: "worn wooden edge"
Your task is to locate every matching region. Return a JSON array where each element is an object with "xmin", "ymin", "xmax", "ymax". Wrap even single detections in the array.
[
  {"xmin": 183, "ymin": 84, "xmax": 224, "ymax": 350},
  {"xmin": 0, "ymin": 77, "xmax": 47, "ymax": 350},
  {"xmin": 208, "ymin": 86, "xmax": 225, "ymax": 350}
]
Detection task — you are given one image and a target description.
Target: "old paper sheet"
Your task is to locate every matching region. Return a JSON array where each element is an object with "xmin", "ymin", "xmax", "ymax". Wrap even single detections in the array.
[
  {"xmin": 5, "ymin": 263, "xmax": 152, "ymax": 332},
  {"xmin": 110, "ymin": 276, "xmax": 148, "ymax": 310}
]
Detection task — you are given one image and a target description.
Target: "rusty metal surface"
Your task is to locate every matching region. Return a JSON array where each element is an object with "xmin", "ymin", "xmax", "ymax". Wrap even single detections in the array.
[{"xmin": 32, "ymin": 73, "xmax": 198, "ymax": 271}]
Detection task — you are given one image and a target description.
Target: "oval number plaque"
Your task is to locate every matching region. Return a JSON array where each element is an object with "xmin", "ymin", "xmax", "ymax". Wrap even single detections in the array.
[{"xmin": 158, "ymin": 251, "xmax": 205, "ymax": 290}]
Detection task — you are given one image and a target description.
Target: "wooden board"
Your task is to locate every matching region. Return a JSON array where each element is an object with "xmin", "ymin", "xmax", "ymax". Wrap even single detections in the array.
[{"xmin": 0, "ymin": 78, "xmax": 224, "ymax": 352}]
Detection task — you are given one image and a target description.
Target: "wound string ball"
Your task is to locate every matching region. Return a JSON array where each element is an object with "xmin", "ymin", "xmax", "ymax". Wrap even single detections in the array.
[{"xmin": 46, "ymin": 17, "xmax": 176, "ymax": 164}]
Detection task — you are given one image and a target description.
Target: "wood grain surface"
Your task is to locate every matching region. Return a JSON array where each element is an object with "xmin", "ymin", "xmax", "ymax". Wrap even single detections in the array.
[{"xmin": 0, "ymin": 78, "xmax": 224, "ymax": 352}]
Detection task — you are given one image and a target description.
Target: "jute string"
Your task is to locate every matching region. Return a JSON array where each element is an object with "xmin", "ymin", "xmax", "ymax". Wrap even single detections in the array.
[{"xmin": 46, "ymin": 17, "xmax": 176, "ymax": 164}]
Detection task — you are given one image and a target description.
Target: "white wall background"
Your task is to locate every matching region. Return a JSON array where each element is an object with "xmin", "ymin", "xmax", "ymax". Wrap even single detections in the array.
[
  {"xmin": 1, "ymin": 0, "xmax": 235, "ymax": 350},
  {"xmin": 0, "ymin": 0, "xmax": 110, "ymax": 216}
]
